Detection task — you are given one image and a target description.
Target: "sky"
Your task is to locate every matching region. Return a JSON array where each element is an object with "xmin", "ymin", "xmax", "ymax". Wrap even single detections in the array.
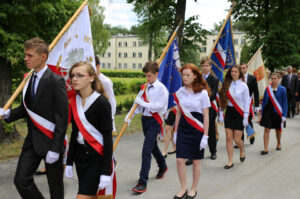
[{"xmin": 101, "ymin": 0, "xmax": 231, "ymax": 31}]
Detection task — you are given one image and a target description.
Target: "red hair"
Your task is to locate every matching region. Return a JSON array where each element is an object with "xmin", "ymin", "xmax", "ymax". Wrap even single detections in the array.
[{"xmin": 180, "ymin": 63, "xmax": 211, "ymax": 96}]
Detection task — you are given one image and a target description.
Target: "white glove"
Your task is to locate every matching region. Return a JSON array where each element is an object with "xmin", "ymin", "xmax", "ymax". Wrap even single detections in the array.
[
  {"xmin": 0, "ymin": 108, "xmax": 10, "ymax": 119},
  {"xmin": 45, "ymin": 151, "xmax": 60, "ymax": 164},
  {"xmin": 173, "ymin": 131, "xmax": 177, "ymax": 143},
  {"xmin": 98, "ymin": 175, "xmax": 111, "ymax": 190},
  {"xmin": 135, "ymin": 97, "xmax": 148, "ymax": 108},
  {"xmin": 243, "ymin": 118, "xmax": 249, "ymax": 127},
  {"xmin": 200, "ymin": 135, "xmax": 209, "ymax": 150},
  {"xmin": 255, "ymin": 107, "xmax": 260, "ymax": 114},
  {"xmin": 65, "ymin": 165, "xmax": 74, "ymax": 178},
  {"xmin": 281, "ymin": 117, "xmax": 286, "ymax": 122},
  {"xmin": 218, "ymin": 111, "xmax": 224, "ymax": 123}
]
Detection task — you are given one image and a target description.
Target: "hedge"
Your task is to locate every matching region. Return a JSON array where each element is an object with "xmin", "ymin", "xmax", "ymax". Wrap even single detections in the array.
[{"xmin": 102, "ymin": 70, "xmax": 144, "ymax": 78}]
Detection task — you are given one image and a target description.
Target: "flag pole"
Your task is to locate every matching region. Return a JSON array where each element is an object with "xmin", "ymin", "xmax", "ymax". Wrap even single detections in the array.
[
  {"xmin": 208, "ymin": 8, "xmax": 233, "ymax": 57},
  {"xmin": 247, "ymin": 44, "xmax": 264, "ymax": 66},
  {"xmin": 0, "ymin": 0, "xmax": 88, "ymax": 118},
  {"xmin": 113, "ymin": 20, "xmax": 183, "ymax": 151}
]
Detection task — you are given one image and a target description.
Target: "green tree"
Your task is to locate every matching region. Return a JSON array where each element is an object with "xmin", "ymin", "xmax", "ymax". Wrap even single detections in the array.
[
  {"xmin": 0, "ymin": 0, "xmax": 81, "ymax": 142},
  {"xmin": 232, "ymin": 0, "xmax": 300, "ymax": 70},
  {"xmin": 89, "ymin": 0, "xmax": 110, "ymax": 55}
]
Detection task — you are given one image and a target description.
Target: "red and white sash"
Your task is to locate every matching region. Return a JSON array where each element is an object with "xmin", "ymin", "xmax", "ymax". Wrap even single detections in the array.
[
  {"xmin": 70, "ymin": 93, "xmax": 104, "ymax": 156},
  {"xmin": 141, "ymin": 84, "xmax": 165, "ymax": 140},
  {"xmin": 97, "ymin": 158, "xmax": 117, "ymax": 199},
  {"xmin": 226, "ymin": 87, "xmax": 245, "ymax": 117},
  {"xmin": 249, "ymin": 96, "xmax": 254, "ymax": 118},
  {"xmin": 173, "ymin": 92, "xmax": 204, "ymax": 133},
  {"xmin": 266, "ymin": 86, "xmax": 282, "ymax": 117},
  {"xmin": 211, "ymin": 100, "xmax": 219, "ymax": 113}
]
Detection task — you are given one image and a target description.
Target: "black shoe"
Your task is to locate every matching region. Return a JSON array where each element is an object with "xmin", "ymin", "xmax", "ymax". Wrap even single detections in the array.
[
  {"xmin": 250, "ymin": 137, "xmax": 255, "ymax": 144},
  {"xmin": 186, "ymin": 191, "xmax": 197, "ymax": 199},
  {"xmin": 185, "ymin": 159, "xmax": 193, "ymax": 166},
  {"xmin": 132, "ymin": 182, "xmax": 147, "ymax": 193},
  {"xmin": 224, "ymin": 163, "xmax": 234, "ymax": 169},
  {"xmin": 174, "ymin": 190, "xmax": 187, "ymax": 199},
  {"xmin": 163, "ymin": 154, "xmax": 167, "ymax": 158},
  {"xmin": 35, "ymin": 170, "xmax": 47, "ymax": 175},
  {"xmin": 156, "ymin": 166, "xmax": 168, "ymax": 179},
  {"xmin": 240, "ymin": 156, "xmax": 246, "ymax": 162},
  {"xmin": 168, "ymin": 150, "xmax": 176, "ymax": 154},
  {"xmin": 260, "ymin": 150, "xmax": 268, "ymax": 155},
  {"xmin": 234, "ymin": 145, "xmax": 239, "ymax": 149},
  {"xmin": 276, "ymin": 147, "xmax": 282, "ymax": 151},
  {"xmin": 210, "ymin": 153, "xmax": 217, "ymax": 160}
]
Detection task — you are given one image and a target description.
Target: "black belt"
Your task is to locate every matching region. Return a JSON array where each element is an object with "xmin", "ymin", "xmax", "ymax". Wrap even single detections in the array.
[{"xmin": 142, "ymin": 115, "xmax": 153, "ymax": 119}]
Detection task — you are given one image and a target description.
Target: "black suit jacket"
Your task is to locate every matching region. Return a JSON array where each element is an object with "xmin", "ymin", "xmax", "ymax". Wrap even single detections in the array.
[
  {"xmin": 206, "ymin": 73, "xmax": 219, "ymax": 102},
  {"xmin": 5, "ymin": 68, "xmax": 68, "ymax": 156},
  {"xmin": 246, "ymin": 74, "xmax": 259, "ymax": 107},
  {"xmin": 281, "ymin": 73, "xmax": 298, "ymax": 94}
]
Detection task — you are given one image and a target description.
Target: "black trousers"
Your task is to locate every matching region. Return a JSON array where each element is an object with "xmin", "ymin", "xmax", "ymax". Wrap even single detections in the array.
[
  {"xmin": 14, "ymin": 143, "xmax": 64, "ymax": 199},
  {"xmin": 208, "ymin": 108, "xmax": 217, "ymax": 154},
  {"xmin": 287, "ymin": 89, "xmax": 296, "ymax": 117}
]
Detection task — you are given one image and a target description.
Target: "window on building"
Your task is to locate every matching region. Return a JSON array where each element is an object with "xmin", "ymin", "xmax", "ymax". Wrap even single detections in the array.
[
  {"xmin": 202, "ymin": 41, "xmax": 207, "ymax": 45},
  {"xmin": 133, "ymin": 52, "xmax": 136, "ymax": 58},
  {"xmin": 138, "ymin": 52, "xmax": 142, "ymax": 58},
  {"xmin": 138, "ymin": 41, "xmax": 142, "ymax": 46},
  {"xmin": 124, "ymin": 42, "xmax": 127, "ymax": 47},
  {"xmin": 118, "ymin": 42, "xmax": 122, "ymax": 47},
  {"xmin": 133, "ymin": 41, "xmax": 137, "ymax": 47},
  {"xmin": 124, "ymin": 52, "xmax": 127, "ymax": 58},
  {"xmin": 241, "ymin": 39, "xmax": 245, "ymax": 45},
  {"xmin": 124, "ymin": 63, "xmax": 127, "ymax": 69},
  {"xmin": 107, "ymin": 63, "xmax": 111, "ymax": 69},
  {"xmin": 118, "ymin": 53, "xmax": 122, "ymax": 58},
  {"xmin": 138, "ymin": 63, "xmax": 142, "ymax": 69},
  {"xmin": 118, "ymin": 63, "xmax": 122, "ymax": 69},
  {"xmin": 235, "ymin": 52, "xmax": 238, "ymax": 58},
  {"xmin": 102, "ymin": 63, "xmax": 106, "ymax": 68},
  {"xmin": 107, "ymin": 52, "xmax": 111, "ymax": 58},
  {"xmin": 234, "ymin": 39, "xmax": 238, "ymax": 45},
  {"xmin": 108, "ymin": 42, "xmax": 111, "ymax": 47},
  {"xmin": 133, "ymin": 63, "xmax": 136, "ymax": 69},
  {"xmin": 213, "ymin": 40, "xmax": 216, "ymax": 43},
  {"xmin": 202, "ymin": 47, "xmax": 207, "ymax": 52},
  {"xmin": 101, "ymin": 53, "xmax": 105, "ymax": 58}
]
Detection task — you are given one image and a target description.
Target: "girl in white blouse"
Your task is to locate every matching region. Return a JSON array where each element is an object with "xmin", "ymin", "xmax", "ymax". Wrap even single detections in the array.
[
  {"xmin": 173, "ymin": 63, "xmax": 211, "ymax": 199},
  {"xmin": 219, "ymin": 65, "xmax": 250, "ymax": 169}
]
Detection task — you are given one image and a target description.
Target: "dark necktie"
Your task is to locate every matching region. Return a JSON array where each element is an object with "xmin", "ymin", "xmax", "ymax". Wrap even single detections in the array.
[
  {"xmin": 148, "ymin": 85, "xmax": 153, "ymax": 91},
  {"xmin": 31, "ymin": 74, "xmax": 37, "ymax": 98}
]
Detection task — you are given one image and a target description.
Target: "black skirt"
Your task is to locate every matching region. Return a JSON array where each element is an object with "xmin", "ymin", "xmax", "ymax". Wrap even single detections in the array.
[
  {"xmin": 176, "ymin": 112, "xmax": 204, "ymax": 159},
  {"xmin": 74, "ymin": 142, "xmax": 103, "ymax": 195},
  {"xmin": 165, "ymin": 110, "xmax": 176, "ymax": 126},
  {"xmin": 224, "ymin": 106, "xmax": 244, "ymax": 131},
  {"xmin": 260, "ymin": 100, "xmax": 282, "ymax": 129}
]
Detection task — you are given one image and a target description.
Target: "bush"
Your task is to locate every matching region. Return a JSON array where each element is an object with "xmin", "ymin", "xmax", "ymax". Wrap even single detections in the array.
[
  {"xmin": 123, "ymin": 97, "xmax": 135, "ymax": 111},
  {"xmin": 112, "ymin": 80, "xmax": 127, "ymax": 95},
  {"xmin": 129, "ymin": 79, "xmax": 146, "ymax": 93},
  {"xmin": 102, "ymin": 70, "xmax": 144, "ymax": 78},
  {"xmin": 116, "ymin": 102, "xmax": 123, "ymax": 114}
]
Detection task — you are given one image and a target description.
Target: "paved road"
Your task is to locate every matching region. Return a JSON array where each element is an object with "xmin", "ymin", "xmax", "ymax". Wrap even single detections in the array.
[{"xmin": 1, "ymin": 115, "xmax": 300, "ymax": 199}]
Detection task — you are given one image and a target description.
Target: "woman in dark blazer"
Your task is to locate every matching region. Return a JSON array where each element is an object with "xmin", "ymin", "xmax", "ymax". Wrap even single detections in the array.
[{"xmin": 65, "ymin": 62, "xmax": 113, "ymax": 199}]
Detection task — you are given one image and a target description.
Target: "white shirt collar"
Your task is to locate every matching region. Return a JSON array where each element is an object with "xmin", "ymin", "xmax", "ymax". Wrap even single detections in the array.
[
  {"xmin": 204, "ymin": 72, "xmax": 210, "ymax": 79},
  {"xmin": 148, "ymin": 79, "xmax": 159, "ymax": 88},
  {"xmin": 34, "ymin": 65, "xmax": 48, "ymax": 79}
]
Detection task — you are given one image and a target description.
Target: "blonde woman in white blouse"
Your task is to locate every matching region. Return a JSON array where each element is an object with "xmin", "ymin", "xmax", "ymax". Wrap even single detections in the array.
[{"xmin": 219, "ymin": 65, "xmax": 250, "ymax": 169}]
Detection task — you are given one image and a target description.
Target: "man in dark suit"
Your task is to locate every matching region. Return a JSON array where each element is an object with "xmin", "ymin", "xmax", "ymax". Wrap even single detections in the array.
[
  {"xmin": 281, "ymin": 66, "xmax": 299, "ymax": 118},
  {"xmin": 0, "ymin": 37, "xmax": 68, "ymax": 199},
  {"xmin": 241, "ymin": 63, "xmax": 259, "ymax": 144}
]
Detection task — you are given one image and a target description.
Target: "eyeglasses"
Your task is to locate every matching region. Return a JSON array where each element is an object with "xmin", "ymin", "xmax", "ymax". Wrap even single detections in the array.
[{"xmin": 70, "ymin": 74, "xmax": 89, "ymax": 79}]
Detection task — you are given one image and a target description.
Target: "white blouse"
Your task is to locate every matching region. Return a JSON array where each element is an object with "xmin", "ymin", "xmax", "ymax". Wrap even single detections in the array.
[
  {"xmin": 176, "ymin": 86, "xmax": 211, "ymax": 113},
  {"xmin": 227, "ymin": 79, "xmax": 250, "ymax": 114}
]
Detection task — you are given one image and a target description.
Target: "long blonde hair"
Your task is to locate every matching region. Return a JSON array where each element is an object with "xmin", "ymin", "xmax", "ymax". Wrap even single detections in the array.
[{"xmin": 69, "ymin": 61, "xmax": 108, "ymax": 99}]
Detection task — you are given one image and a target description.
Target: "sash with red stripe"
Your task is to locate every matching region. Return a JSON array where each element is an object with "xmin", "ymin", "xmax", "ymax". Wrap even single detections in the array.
[
  {"xmin": 226, "ymin": 88, "xmax": 245, "ymax": 117},
  {"xmin": 249, "ymin": 96, "xmax": 254, "ymax": 118},
  {"xmin": 141, "ymin": 84, "xmax": 165, "ymax": 139},
  {"xmin": 211, "ymin": 100, "xmax": 219, "ymax": 113},
  {"xmin": 173, "ymin": 92, "xmax": 204, "ymax": 133},
  {"xmin": 70, "ymin": 94, "xmax": 104, "ymax": 156},
  {"xmin": 266, "ymin": 86, "xmax": 282, "ymax": 117},
  {"xmin": 97, "ymin": 158, "xmax": 117, "ymax": 199}
]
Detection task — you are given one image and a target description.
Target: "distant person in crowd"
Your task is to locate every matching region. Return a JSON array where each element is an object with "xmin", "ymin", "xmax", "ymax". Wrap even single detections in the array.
[
  {"xmin": 95, "ymin": 55, "xmax": 117, "ymax": 136},
  {"xmin": 162, "ymin": 106, "xmax": 177, "ymax": 158},
  {"xmin": 219, "ymin": 65, "xmax": 250, "ymax": 169},
  {"xmin": 240, "ymin": 63, "xmax": 259, "ymax": 145},
  {"xmin": 296, "ymin": 70, "xmax": 300, "ymax": 115},
  {"xmin": 260, "ymin": 72, "xmax": 287, "ymax": 155},
  {"xmin": 131, "ymin": 61, "xmax": 168, "ymax": 194},
  {"xmin": 281, "ymin": 66, "xmax": 298, "ymax": 118},
  {"xmin": 65, "ymin": 61, "xmax": 113, "ymax": 198},
  {"xmin": 292, "ymin": 67, "xmax": 297, "ymax": 74},
  {"xmin": 173, "ymin": 63, "xmax": 210, "ymax": 199},
  {"xmin": 0, "ymin": 37, "xmax": 68, "ymax": 199}
]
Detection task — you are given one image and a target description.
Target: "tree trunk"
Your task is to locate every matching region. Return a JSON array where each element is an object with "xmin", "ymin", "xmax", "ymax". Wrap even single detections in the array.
[{"xmin": 0, "ymin": 57, "xmax": 21, "ymax": 143}]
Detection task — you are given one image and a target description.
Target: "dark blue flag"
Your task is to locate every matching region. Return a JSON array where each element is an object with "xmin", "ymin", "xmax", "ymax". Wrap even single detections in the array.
[
  {"xmin": 210, "ymin": 17, "xmax": 236, "ymax": 83},
  {"xmin": 158, "ymin": 37, "xmax": 182, "ymax": 109}
]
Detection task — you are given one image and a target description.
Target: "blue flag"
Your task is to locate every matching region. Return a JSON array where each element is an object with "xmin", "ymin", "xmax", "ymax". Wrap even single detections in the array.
[
  {"xmin": 210, "ymin": 17, "xmax": 236, "ymax": 83},
  {"xmin": 158, "ymin": 37, "xmax": 182, "ymax": 109}
]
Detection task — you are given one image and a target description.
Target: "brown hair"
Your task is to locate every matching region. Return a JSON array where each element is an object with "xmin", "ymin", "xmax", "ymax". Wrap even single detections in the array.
[
  {"xmin": 270, "ymin": 72, "xmax": 280, "ymax": 79},
  {"xmin": 180, "ymin": 63, "xmax": 211, "ymax": 96},
  {"xmin": 142, "ymin": 61, "xmax": 159, "ymax": 74},
  {"xmin": 220, "ymin": 65, "xmax": 244, "ymax": 109},
  {"xmin": 69, "ymin": 62, "xmax": 107, "ymax": 98},
  {"xmin": 200, "ymin": 56, "xmax": 212, "ymax": 66},
  {"xmin": 24, "ymin": 37, "xmax": 49, "ymax": 58}
]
